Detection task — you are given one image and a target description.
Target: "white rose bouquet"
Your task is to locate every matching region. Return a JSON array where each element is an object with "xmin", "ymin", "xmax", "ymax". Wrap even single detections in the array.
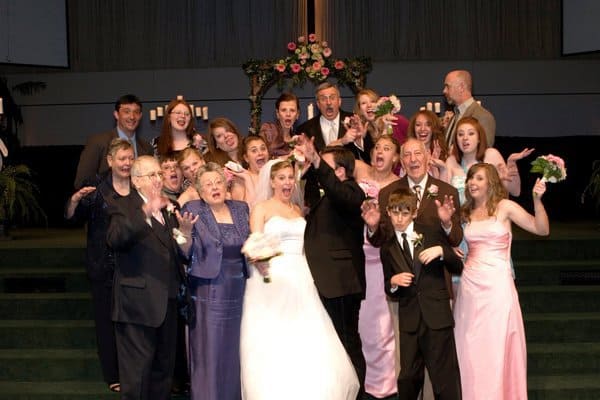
[{"xmin": 241, "ymin": 232, "xmax": 282, "ymax": 283}]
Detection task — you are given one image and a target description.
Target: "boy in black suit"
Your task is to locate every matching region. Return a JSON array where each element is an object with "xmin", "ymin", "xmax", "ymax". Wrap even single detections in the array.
[{"xmin": 380, "ymin": 188, "xmax": 463, "ymax": 400}]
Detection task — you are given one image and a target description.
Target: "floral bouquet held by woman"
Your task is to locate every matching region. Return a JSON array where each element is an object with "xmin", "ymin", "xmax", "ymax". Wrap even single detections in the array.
[
  {"xmin": 242, "ymin": 232, "xmax": 282, "ymax": 283},
  {"xmin": 530, "ymin": 154, "xmax": 567, "ymax": 183},
  {"xmin": 373, "ymin": 95, "xmax": 402, "ymax": 135}
]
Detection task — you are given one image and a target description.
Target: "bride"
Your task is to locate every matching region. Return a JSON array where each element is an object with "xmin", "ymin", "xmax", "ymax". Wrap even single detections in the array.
[{"xmin": 240, "ymin": 159, "xmax": 359, "ymax": 400}]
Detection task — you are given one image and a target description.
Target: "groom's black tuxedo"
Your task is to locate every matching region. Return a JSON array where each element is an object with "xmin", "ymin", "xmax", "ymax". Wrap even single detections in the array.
[
  {"xmin": 380, "ymin": 222, "xmax": 463, "ymax": 400},
  {"xmin": 303, "ymin": 159, "xmax": 366, "ymax": 399}
]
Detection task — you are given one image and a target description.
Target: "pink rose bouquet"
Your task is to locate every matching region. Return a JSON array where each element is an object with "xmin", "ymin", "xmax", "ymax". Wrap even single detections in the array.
[
  {"xmin": 374, "ymin": 95, "xmax": 402, "ymax": 117},
  {"xmin": 530, "ymin": 154, "xmax": 567, "ymax": 183}
]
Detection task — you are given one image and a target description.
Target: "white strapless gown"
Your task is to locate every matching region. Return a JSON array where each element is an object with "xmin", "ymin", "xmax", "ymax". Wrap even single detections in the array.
[{"xmin": 240, "ymin": 216, "xmax": 359, "ymax": 400}]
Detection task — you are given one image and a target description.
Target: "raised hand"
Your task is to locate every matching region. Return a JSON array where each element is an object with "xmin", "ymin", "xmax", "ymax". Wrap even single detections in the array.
[
  {"xmin": 507, "ymin": 147, "xmax": 535, "ymax": 164},
  {"xmin": 435, "ymin": 194, "xmax": 456, "ymax": 228},
  {"xmin": 532, "ymin": 177, "xmax": 546, "ymax": 198},
  {"xmin": 361, "ymin": 199, "xmax": 381, "ymax": 231},
  {"xmin": 418, "ymin": 245, "xmax": 443, "ymax": 264},
  {"xmin": 175, "ymin": 210, "xmax": 198, "ymax": 236}
]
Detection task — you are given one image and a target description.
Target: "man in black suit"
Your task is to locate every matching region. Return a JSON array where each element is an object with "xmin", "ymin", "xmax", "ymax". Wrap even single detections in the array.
[
  {"xmin": 74, "ymin": 94, "xmax": 153, "ymax": 189},
  {"xmin": 106, "ymin": 155, "xmax": 184, "ymax": 400},
  {"xmin": 300, "ymin": 140, "xmax": 367, "ymax": 399},
  {"xmin": 380, "ymin": 189, "xmax": 462, "ymax": 400},
  {"xmin": 297, "ymin": 82, "xmax": 373, "ymax": 207}
]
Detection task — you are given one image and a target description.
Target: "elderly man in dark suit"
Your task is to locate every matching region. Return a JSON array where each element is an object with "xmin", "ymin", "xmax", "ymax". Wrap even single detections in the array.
[
  {"xmin": 74, "ymin": 94, "xmax": 153, "ymax": 189},
  {"xmin": 107, "ymin": 155, "xmax": 187, "ymax": 400},
  {"xmin": 365, "ymin": 138, "xmax": 463, "ymax": 249},
  {"xmin": 297, "ymin": 82, "xmax": 374, "ymax": 208},
  {"xmin": 298, "ymin": 138, "xmax": 367, "ymax": 399}
]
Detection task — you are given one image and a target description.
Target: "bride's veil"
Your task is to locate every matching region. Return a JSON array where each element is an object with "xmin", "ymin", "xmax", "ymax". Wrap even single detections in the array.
[{"xmin": 254, "ymin": 159, "xmax": 304, "ymax": 208}]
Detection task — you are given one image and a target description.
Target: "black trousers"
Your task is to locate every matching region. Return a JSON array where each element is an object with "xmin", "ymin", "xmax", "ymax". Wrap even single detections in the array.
[
  {"xmin": 90, "ymin": 278, "xmax": 118, "ymax": 384},
  {"xmin": 321, "ymin": 293, "xmax": 366, "ymax": 400},
  {"xmin": 398, "ymin": 320, "xmax": 461, "ymax": 400},
  {"xmin": 115, "ymin": 299, "xmax": 178, "ymax": 400}
]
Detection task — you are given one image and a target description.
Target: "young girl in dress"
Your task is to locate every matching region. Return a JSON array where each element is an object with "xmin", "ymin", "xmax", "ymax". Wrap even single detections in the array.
[{"xmin": 453, "ymin": 163, "xmax": 549, "ymax": 399}]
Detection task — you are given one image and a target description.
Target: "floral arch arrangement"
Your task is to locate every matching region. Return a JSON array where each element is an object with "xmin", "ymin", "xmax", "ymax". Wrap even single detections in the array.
[{"xmin": 243, "ymin": 34, "xmax": 372, "ymax": 133}]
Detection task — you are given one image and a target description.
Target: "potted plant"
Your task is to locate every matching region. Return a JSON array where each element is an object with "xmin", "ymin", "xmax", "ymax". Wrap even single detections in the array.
[
  {"xmin": 582, "ymin": 160, "xmax": 600, "ymax": 213},
  {"xmin": 0, "ymin": 164, "xmax": 47, "ymax": 239}
]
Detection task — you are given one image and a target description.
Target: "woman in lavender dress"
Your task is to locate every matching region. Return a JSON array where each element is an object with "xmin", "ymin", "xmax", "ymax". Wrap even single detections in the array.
[{"xmin": 180, "ymin": 162, "xmax": 250, "ymax": 400}]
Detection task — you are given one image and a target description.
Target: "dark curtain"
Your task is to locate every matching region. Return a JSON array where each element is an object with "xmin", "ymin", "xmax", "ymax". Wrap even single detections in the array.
[{"xmin": 8, "ymin": 0, "xmax": 596, "ymax": 74}]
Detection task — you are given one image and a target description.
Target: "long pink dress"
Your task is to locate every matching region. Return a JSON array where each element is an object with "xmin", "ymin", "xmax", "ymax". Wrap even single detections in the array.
[
  {"xmin": 358, "ymin": 231, "xmax": 398, "ymax": 398},
  {"xmin": 453, "ymin": 218, "xmax": 527, "ymax": 400}
]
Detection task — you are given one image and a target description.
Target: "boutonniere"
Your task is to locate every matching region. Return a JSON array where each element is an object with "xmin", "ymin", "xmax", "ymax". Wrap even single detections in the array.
[
  {"xmin": 426, "ymin": 184, "xmax": 439, "ymax": 199},
  {"xmin": 410, "ymin": 232, "xmax": 424, "ymax": 248},
  {"xmin": 172, "ymin": 228, "xmax": 188, "ymax": 245},
  {"xmin": 166, "ymin": 202, "xmax": 176, "ymax": 215}
]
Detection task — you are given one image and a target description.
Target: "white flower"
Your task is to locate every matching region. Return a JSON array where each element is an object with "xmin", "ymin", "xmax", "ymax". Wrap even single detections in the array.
[
  {"xmin": 410, "ymin": 232, "xmax": 424, "ymax": 247},
  {"xmin": 172, "ymin": 228, "xmax": 187, "ymax": 245}
]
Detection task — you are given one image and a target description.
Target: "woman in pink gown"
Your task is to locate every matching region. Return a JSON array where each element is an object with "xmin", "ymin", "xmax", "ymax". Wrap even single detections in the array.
[{"xmin": 453, "ymin": 163, "xmax": 549, "ymax": 399}]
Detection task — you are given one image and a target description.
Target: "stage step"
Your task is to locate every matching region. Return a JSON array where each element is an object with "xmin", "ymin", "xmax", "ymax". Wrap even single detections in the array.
[
  {"xmin": 0, "ymin": 267, "xmax": 89, "ymax": 293},
  {"xmin": 0, "ymin": 293, "xmax": 92, "ymax": 320},
  {"xmin": 515, "ymin": 259, "xmax": 600, "ymax": 285},
  {"xmin": 528, "ymin": 373, "xmax": 600, "ymax": 400},
  {"xmin": 0, "ymin": 320, "xmax": 95, "ymax": 349},
  {"xmin": 518, "ymin": 285, "xmax": 600, "ymax": 313},
  {"xmin": 528, "ymin": 342, "xmax": 600, "ymax": 375},
  {"xmin": 0, "ymin": 349, "xmax": 100, "ymax": 381},
  {"xmin": 524, "ymin": 312, "xmax": 600, "ymax": 343},
  {"xmin": 0, "ymin": 381, "xmax": 118, "ymax": 400}
]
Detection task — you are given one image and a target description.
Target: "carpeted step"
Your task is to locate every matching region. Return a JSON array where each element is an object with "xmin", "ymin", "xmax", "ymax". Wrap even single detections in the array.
[
  {"xmin": 0, "ymin": 381, "xmax": 118, "ymax": 400},
  {"xmin": 0, "ymin": 320, "xmax": 95, "ymax": 349},
  {"xmin": 528, "ymin": 342, "xmax": 600, "ymax": 375},
  {"xmin": 0, "ymin": 293, "xmax": 92, "ymax": 320},
  {"xmin": 524, "ymin": 312, "xmax": 600, "ymax": 343},
  {"xmin": 512, "ymin": 238, "xmax": 600, "ymax": 261},
  {"xmin": 0, "ymin": 268, "xmax": 89, "ymax": 293},
  {"xmin": 0, "ymin": 349, "xmax": 101, "ymax": 381},
  {"xmin": 0, "ymin": 248, "xmax": 84, "ymax": 269},
  {"xmin": 518, "ymin": 285, "xmax": 600, "ymax": 313},
  {"xmin": 515, "ymin": 259, "xmax": 600, "ymax": 286},
  {"xmin": 528, "ymin": 373, "xmax": 600, "ymax": 400}
]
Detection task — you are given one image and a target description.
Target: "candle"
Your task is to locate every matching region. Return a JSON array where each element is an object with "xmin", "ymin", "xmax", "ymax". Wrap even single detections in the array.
[
  {"xmin": 426, "ymin": 102, "xmax": 433, "ymax": 111},
  {"xmin": 189, "ymin": 104, "xmax": 195, "ymax": 117},
  {"xmin": 419, "ymin": 106, "xmax": 426, "ymax": 111},
  {"xmin": 0, "ymin": 97, "xmax": 3, "ymax": 114},
  {"xmin": 195, "ymin": 106, "xmax": 202, "ymax": 118},
  {"xmin": 156, "ymin": 106, "xmax": 164, "ymax": 117},
  {"xmin": 307, "ymin": 103, "xmax": 314, "ymax": 119},
  {"xmin": 150, "ymin": 109, "xmax": 157, "ymax": 121},
  {"xmin": 202, "ymin": 106, "xmax": 209, "ymax": 121},
  {"xmin": 434, "ymin": 102, "xmax": 441, "ymax": 113},
  {"xmin": 176, "ymin": 95, "xmax": 183, "ymax": 100},
  {"xmin": 476, "ymin": 100, "xmax": 482, "ymax": 106}
]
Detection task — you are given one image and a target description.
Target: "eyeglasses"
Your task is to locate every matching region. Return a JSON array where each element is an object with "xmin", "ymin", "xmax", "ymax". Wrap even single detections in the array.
[
  {"xmin": 171, "ymin": 110, "xmax": 191, "ymax": 118},
  {"xmin": 137, "ymin": 171, "xmax": 164, "ymax": 180},
  {"xmin": 201, "ymin": 179, "xmax": 225, "ymax": 189},
  {"xmin": 317, "ymin": 94, "xmax": 339, "ymax": 102},
  {"xmin": 161, "ymin": 163, "xmax": 180, "ymax": 171}
]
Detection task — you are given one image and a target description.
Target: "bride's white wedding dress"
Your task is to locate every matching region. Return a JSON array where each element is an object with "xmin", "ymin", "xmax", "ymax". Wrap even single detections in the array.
[{"xmin": 240, "ymin": 216, "xmax": 359, "ymax": 400}]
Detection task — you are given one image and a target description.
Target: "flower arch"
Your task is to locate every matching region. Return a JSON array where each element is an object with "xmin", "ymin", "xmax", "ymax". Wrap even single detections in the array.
[{"xmin": 242, "ymin": 34, "xmax": 372, "ymax": 133}]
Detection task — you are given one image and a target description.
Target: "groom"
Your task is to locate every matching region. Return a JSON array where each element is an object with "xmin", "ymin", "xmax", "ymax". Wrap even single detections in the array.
[{"xmin": 299, "ymin": 137, "xmax": 367, "ymax": 399}]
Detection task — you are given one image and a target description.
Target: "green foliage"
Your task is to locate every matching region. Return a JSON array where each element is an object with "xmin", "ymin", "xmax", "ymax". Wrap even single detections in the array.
[
  {"xmin": 0, "ymin": 164, "xmax": 47, "ymax": 225},
  {"xmin": 582, "ymin": 160, "xmax": 600, "ymax": 211}
]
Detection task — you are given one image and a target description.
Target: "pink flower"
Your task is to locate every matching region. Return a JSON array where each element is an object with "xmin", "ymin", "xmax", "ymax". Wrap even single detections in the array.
[
  {"xmin": 308, "ymin": 33, "xmax": 317, "ymax": 42},
  {"xmin": 312, "ymin": 61, "xmax": 322, "ymax": 71},
  {"xmin": 290, "ymin": 63, "xmax": 301, "ymax": 73},
  {"xmin": 311, "ymin": 43, "xmax": 321, "ymax": 54},
  {"xmin": 274, "ymin": 63, "xmax": 286, "ymax": 72},
  {"xmin": 299, "ymin": 51, "xmax": 310, "ymax": 60},
  {"xmin": 322, "ymin": 47, "xmax": 332, "ymax": 57},
  {"xmin": 287, "ymin": 42, "xmax": 297, "ymax": 51},
  {"xmin": 322, "ymin": 41, "xmax": 328, "ymax": 47},
  {"xmin": 334, "ymin": 60, "xmax": 345, "ymax": 70},
  {"xmin": 305, "ymin": 66, "xmax": 311, "ymax": 73},
  {"xmin": 359, "ymin": 180, "xmax": 380, "ymax": 199},
  {"xmin": 298, "ymin": 36, "xmax": 305, "ymax": 43},
  {"xmin": 321, "ymin": 67, "xmax": 330, "ymax": 76}
]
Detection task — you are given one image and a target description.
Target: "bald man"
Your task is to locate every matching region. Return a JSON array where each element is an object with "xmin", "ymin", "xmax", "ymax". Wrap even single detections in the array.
[{"xmin": 442, "ymin": 70, "xmax": 496, "ymax": 148}]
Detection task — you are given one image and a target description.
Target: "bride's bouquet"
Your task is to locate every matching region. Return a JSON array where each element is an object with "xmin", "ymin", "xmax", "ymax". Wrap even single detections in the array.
[
  {"xmin": 373, "ymin": 95, "xmax": 401, "ymax": 118},
  {"xmin": 530, "ymin": 154, "xmax": 567, "ymax": 183},
  {"xmin": 242, "ymin": 232, "xmax": 282, "ymax": 283}
]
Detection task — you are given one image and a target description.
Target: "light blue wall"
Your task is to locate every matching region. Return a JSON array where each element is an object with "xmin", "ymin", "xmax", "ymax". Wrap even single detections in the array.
[{"xmin": 7, "ymin": 59, "xmax": 600, "ymax": 146}]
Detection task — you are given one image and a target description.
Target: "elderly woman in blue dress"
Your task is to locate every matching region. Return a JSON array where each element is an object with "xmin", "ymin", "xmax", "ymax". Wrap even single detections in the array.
[{"xmin": 177, "ymin": 161, "xmax": 250, "ymax": 400}]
